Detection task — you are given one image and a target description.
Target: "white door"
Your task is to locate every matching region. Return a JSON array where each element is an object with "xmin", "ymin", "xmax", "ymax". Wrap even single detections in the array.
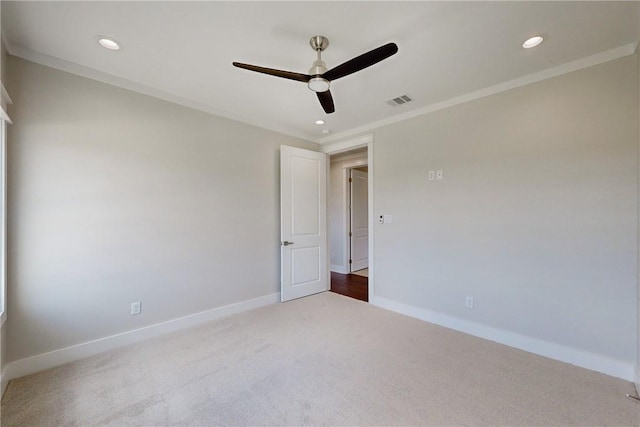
[
  {"xmin": 280, "ymin": 145, "xmax": 328, "ymax": 302},
  {"xmin": 350, "ymin": 169, "xmax": 368, "ymax": 272}
]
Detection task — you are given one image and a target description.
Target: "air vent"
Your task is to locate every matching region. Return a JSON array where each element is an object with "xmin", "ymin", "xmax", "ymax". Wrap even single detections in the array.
[{"xmin": 387, "ymin": 94, "xmax": 413, "ymax": 107}]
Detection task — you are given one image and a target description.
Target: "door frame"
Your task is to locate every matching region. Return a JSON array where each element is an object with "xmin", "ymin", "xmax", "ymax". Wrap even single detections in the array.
[
  {"xmin": 344, "ymin": 163, "xmax": 368, "ymax": 273},
  {"xmin": 321, "ymin": 134, "xmax": 375, "ymax": 301}
]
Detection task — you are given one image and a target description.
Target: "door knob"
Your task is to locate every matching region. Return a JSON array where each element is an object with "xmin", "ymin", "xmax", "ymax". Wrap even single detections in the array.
[{"xmin": 281, "ymin": 241, "xmax": 294, "ymax": 246}]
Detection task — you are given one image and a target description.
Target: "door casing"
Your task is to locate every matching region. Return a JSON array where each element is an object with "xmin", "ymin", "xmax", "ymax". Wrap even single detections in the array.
[
  {"xmin": 321, "ymin": 134, "xmax": 374, "ymax": 301},
  {"xmin": 349, "ymin": 168, "xmax": 368, "ymax": 272}
]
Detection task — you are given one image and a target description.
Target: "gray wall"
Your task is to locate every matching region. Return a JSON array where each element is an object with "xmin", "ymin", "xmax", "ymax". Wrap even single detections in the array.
[
  {"xmin": 371, "ymin": 55, "xmax": 638, "ymax": 363},
  {"xmin": 4, "ymin": 51, "xmax": 638, "ymax": 370},
  {"xmin": 1, "ymin": 3, "xmax": 7, "ymax": 379},
  {"xmin": 5, "ymin": 56, "xmax": 316, "ymax": 362},
  {"xmin": 637, "ymin": 19, "xmax": 640, "ymax": 386}
]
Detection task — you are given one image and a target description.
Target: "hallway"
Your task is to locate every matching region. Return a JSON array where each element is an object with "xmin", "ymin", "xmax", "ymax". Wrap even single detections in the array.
[{"xmin": 330, "ymin": 272, "xmax": 368, "ymax": 302}]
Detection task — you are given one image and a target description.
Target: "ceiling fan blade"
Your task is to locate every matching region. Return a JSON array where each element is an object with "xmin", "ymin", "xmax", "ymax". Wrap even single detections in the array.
[
  {"xmin": 232, "ymin": 62, "xmax": 311, "ymax": 83},
  {"xmin": 317, "ymin": 90, "xmax": 335, "ymax": 114},
  {"xmin": 322, "ymin": 42, "xmax": 398, "ymax": 82}
]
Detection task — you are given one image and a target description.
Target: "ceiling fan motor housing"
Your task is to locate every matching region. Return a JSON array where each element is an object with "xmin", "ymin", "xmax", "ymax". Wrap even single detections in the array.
[
  {"xmin": 308, "ymin": 59, "xmax": 330, "ymax": 92},
  {"xmin": 308, "ymin": 36, "xmax": 330, "ymax": 92},
  {"xmin": 308, "ymin": 59, "xmax": 327, "ymax": 76}
]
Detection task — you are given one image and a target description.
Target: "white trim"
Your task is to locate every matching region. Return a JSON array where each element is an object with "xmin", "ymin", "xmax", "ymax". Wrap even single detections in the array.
[
  {"xmin": 6, "ymin": 45, "xmax": 311, "ymax": 142},
  {"xmin": 330, "ymin": 264, "xmax": 349, "ymax": 274},
  {"xmin": 0, "ymin": 74, "xmax": 15, "ymax": 125},
  {"xmin": 372, "ymin": 296, "xmax": 634, "ymax": 381},
  {"xmin": 321, "ymin": 134, "xmax": 372, "ymax": 154},
  {"xmin": 635, "ymin": 365, "xmax": 640, "ymax": 396},
  {"xmin": 326, "ymin": 153, "xmax": 331, "ymax": 293},
  {"xmin": 342, "ymin": 159, "xmax": 368, "ymax": 272},
  {"xmin": 0, "ymin": 121, "xmax": 6, "ymax": 323},
  {"xmin": 5, "ymin": 41, "xmax": 635, "ymax": 145},
  {"xmin": 1, "ymin": 82, "xmax": 12, "ymax": 106},
  {"xmin": 1, "ymin": 367, "xmax": 8, "ymax": 399},
  {"xmin": 323, "ymin": 135, "xmax": 374, "ymax": 298},
  {"xmin": 324, "ymin": 136, "xmax": 372, "ymax": 281},
  {"xmin": 319, "ymin": 43, "xmax": 637, "ymax": 145},
  {"xmin": 3, "ymin": 292, "xmax": 280, "ymax": 382},
  {"xmin": 341, "ymin": 159, "xmax": 367, "ymax": 169},
  {"xmin": 367, "ymin": 142, "xmax": 374, "ymax": 300},
  {"xmin": 330, "ymin": 151, "xmax": 367, "ymax": 164},
  {"xmin": 0, "ymin": 108, "xmax": 10, "ymax": 125}
]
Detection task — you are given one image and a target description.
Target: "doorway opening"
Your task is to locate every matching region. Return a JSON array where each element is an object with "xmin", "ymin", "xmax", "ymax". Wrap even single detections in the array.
[{"xmin": 328, "ymin": 147, "xmax": 369, "ymax": 302}]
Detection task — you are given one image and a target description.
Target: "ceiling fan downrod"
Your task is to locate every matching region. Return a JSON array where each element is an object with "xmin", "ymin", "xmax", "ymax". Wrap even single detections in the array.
[{"xmin": 307, "ymin": 36, "xmax": 330, "ymax": 93}]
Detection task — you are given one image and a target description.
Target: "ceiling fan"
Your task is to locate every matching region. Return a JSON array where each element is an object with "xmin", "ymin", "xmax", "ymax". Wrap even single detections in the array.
[{"xmin": 232, "ymin": 36, "xmax": 398, "ymax": 114}]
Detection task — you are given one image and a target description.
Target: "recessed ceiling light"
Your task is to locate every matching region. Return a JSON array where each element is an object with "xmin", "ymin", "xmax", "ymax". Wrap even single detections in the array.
[
  {"xmin": 98, "ymin": 37, "xmax": 121, "ymax": 51},
  {"xmin": 522, "ymin": 36, "xmax": 544, "ymax": 49},
  {"xmin": 315, "ymin": 120, "xmax": 325, "ymax": 125}
]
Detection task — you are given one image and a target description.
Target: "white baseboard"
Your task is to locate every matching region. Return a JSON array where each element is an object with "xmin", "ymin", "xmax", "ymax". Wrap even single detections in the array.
[
  {"xmin": 371, "ymin": 296, "xmax": 634, "ymax": 381},
  {"xmin": 635, "ymin": 365, "xmax": 640, "ymax": 395},
  {"xmin": 3, "ymin": 292, "xmax": 280, "ymax": 382},
  {"xmin": 1, "ymin": 367, "xmax": 8, "ymax": 399},
  {"xmin": 330, "ymin": 264, "xmax": 349, "ymax": 274}
]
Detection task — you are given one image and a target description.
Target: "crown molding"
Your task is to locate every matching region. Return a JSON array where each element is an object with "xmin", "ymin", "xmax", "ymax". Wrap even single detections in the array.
[
  {"xmin": 4, "ymin": 39, "xmax": 635, "ymax": 147},
  {"xmin": 5, "ymin": 42, "xmax": 317, "ymax": 144},
  {"xmin": 319, "ymin": 43, "xmax": 637, "ymax": 144},
  {"xmin": 321, "ymin": 134, "xmax": 372, "ymax": 155}
]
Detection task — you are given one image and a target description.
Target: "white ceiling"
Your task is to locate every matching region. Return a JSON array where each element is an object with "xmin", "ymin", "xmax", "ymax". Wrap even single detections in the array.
[{"xmin": 2, "ymin": 1, "xmax": 639, "ymax": 143}]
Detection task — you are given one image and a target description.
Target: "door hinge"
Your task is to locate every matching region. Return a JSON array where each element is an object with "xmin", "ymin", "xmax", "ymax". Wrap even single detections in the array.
[
  {"xmin": 349, "ymin": 259, "xmax": 352, "ymax": 264},
  {"xmin": 348, "ymin": 177, "xmax": 352, "ymax": 183},
  {"xmin": 349, "ymin": 232, "xmax": 352, "ymax": 237}
]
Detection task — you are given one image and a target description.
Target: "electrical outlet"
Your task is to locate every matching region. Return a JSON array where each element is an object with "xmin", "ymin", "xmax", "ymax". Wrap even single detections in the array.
[
  {"xmin": 436, "ymin": 170, "xmax": 444, "ymax": 180},
  {"xmin": 131, "ymin": 301, "xmax": 141, "ymax": 315},
  {"xmin": 428, "ymin": 170, "xmax": 435, "ymax": 181},
  {"xmin": 465, "ymin": 296, "xmax": 474, "ymax": 309}
]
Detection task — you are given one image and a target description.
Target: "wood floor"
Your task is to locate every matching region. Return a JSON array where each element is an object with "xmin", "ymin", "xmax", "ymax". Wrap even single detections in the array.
[{"xmin": 330, "ymin": 272, "xmax": 368, "ymax": 302}]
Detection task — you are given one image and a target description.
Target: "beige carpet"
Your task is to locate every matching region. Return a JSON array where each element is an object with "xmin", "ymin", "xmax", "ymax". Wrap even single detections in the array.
[
  {"xmin": 352, "ymin": 268, "xmax": 368, "ymax": 277},
  {"xmin": 2, "ymin": 292, "xmax": 638, "ymax": 426}
]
